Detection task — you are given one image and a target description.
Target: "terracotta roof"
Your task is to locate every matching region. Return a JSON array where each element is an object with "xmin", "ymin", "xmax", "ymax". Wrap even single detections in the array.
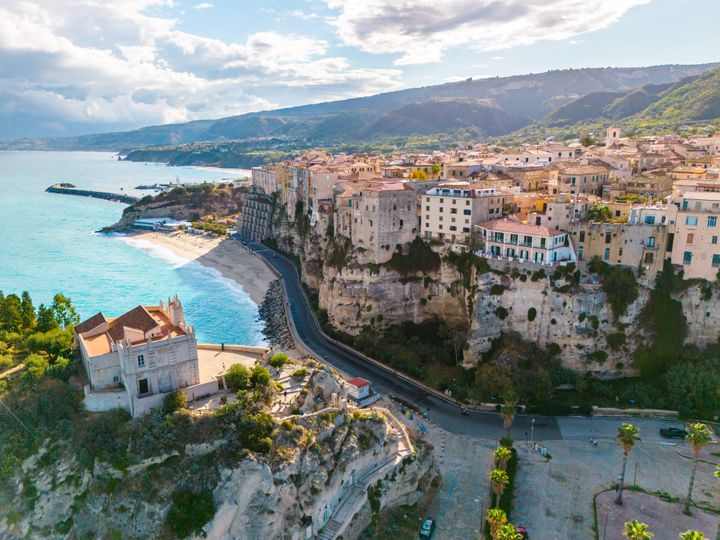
[
  {"xmin": 362, "ymin": 182, "xmax": 409, "ymax": 192},
  {"xmin": 479, "ymin": 218, "xmax": 566, "ymax": 237},
  {"xmin": 348, "ymin": 377, "xmax": 370, "ymax": 388},
  {"xmin": 75, "ymin": 312, "xmax": 107, "ymax": 335},
  {"xmin": 107, "ymin": 305, "xmax": 159, "ymax": 342}
]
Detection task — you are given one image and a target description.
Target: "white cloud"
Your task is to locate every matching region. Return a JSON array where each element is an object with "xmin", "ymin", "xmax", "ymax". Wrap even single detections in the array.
[
  {"xmin": 193, "ymin": 2, "xmax": 214, "ymax": 8},
  {"xmin": 323, "ymin": 0, "xmax": 651, "ymax": 65},
  {"xmin": 0, "ymin": 0, "xmax": 402, "ymax": 136}
]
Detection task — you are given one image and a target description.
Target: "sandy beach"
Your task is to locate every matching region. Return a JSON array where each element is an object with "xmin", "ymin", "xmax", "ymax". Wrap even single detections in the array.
[{"xmin": 128, "ymin": 231, "xmax": 273, "ymax": 304}]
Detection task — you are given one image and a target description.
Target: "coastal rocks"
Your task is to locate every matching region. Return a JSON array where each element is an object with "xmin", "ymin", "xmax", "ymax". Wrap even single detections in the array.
[{"xmin": 259, "ymin": 280, "xmax": 295, "ymax": 350}]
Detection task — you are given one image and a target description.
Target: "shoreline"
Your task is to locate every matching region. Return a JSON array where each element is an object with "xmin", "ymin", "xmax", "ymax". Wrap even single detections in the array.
[{"xmin": 121, "ymin": 230, "xmax": 273, "ymax": 305}]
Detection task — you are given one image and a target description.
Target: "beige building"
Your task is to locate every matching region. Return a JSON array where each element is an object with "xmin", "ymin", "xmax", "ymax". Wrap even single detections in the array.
[
  {"xmin": 570, "ymin": 222, "xmax": 667, "ymax": 273},
  {"xmin": 421, "ymin": 183, "xmax": 506, "ymax": 245},
  {"xmin": 251, "ymin": 166, "xmax": 277, "ymax": 195},
  {"xmin": 549, "ymin": 164, "xmax": 611, "ymax": 195},
  {"xmin": 528, "ymin": 194, "xmax": 589, "ymax": 230},
  {"xmin": 669, "ymin": 191, "xmax": 720, "ymax": 280},
  {"xmin": 338, "ymin": 182, "xmax": 418, "ymax": 263},
  {"xmin": 505, "ymin": 166, "xmax": 549, "ymax": 192},
  {"xmin": 75, "ymin": 297, "xmax": 201, "ymax": 417}
]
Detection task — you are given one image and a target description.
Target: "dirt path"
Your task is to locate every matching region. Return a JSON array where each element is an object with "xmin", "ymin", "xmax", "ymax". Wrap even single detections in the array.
[{"xmin": 0, "ymin": 363, "xmax": 24, "ymax": 379}]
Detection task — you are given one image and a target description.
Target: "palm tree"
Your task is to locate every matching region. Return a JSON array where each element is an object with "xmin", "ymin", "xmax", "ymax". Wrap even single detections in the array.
[
  {"xmin": 496, "ymin": 523, "xmax": 523, "ymax": 540},
  {"xmin": 715, "ymin": 464, "xmax": 720, "ymax": 480},
  {"xmin": 684, "ymin": 422, "xmax": 712, "ymax": 515},
  {"xmin": 490, "ymin": 469, "xmax": 510, "ymax": 508},
  {"xmin": 623, "ymin": 520, "xmax": 654, "ymax": 539},
  {"xmin": 494, "ymin": 446, "xmax": 513, "ymax": 471},
  {"xmin": 501, "ymin": 390, "xmax": 518, "ymax": 437},
  {"xmin": 616, "ymin": 423, "xmax": 640, "ymax": 505},
  {"xmin": 485, "ymin": 508, "xmax": 507, "ymax": 540},
  {"xmin": 680, "ymin": 531, "xmax": 707, "ymax": 540}
]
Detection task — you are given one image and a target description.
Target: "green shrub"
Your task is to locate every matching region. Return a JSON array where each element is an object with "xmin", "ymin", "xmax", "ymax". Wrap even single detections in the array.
[
  {"xmin": 163, "ymin": 390, "xmax": 188, "ymax": 415},
  {"xmin": 384, "ymin": 238, "xmax": 440, "ymax": 276},
  {"xmin": 250, "ymin": 366, "xmax": 271, "ymax": 387},
  {"xmin": 527, "ymin": 308, "xmax": 537, "ymax": 322},
  {"xmin": 166, "ymin": 489, "xmax": 216, "ymax": 538},
  {"xmin": 606, "ymin": 332, "xmax": 626, "ymax": 351},
  {"xmin": 490, "ymin": 284, "xmax": 506, "ymax": 295},
  {"xmin": 269, "ymin": 353, "xmax": 289, "ymax": 368},
  {"xmin": 586, "ymin": 350, "xmax": 608, "ymax": 364},
  {"xmin": 225, "ymin": 364, "xmax": 250, "ymax": 390},
  {"xmin": 587, "ymin": 256, "xmax": 638, "ymax": 319},
  {"xmin": 292, "ymin": 368, "xmax": 308, "ymax": 379},
  {"xmin": 530, "ymin": 269, "xmax": 546, "ymax": 282},
  {"xmin": 495, "ymin": 306, "xmax": 509, "ymax": 320}
]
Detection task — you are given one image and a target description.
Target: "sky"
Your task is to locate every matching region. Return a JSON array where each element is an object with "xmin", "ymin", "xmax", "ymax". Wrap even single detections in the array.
[{"xmin": 0, "ymin": 0, "xmax": 718, "ymax": 139}]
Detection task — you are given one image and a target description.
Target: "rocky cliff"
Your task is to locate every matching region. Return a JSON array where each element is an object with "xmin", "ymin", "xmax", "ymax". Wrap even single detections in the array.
[{"xmin": 103, "ymin": 184, "xmax": 249, "ymax": 231}]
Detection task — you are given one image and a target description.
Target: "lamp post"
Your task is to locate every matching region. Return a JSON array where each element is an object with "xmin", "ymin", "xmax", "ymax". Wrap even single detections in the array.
[{"xmin": 530, "ymin": 417, "xmax": 536, "ymax": 445}]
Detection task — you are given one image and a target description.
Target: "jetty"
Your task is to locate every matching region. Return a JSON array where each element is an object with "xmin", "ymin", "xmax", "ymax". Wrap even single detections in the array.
[{"xmin": 46, "ymin": 183, "xmax": 139, "ymax": 204}]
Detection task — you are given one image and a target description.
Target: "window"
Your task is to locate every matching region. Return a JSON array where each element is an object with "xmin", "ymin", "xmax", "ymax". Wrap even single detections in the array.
[
  {"xmin": 713, "ymin": 255, "xmax": 720, "ymax": 268},
  {"xmin": 687, "ymin": 233, "xmax": 694, "ymax": 244},
  {"xmin": 644, "ymin": 215, "xmax": 655, "ymax": 225},
  {"xmin": 603, "ymin": 248, "xmax": 610, "ymax": 261},
  {"xmin": 683, "ymin": 251, "xmax": 693, "ymax": 265},
  {"xmin": 137, "ymin": 354, "xmax": 145, "ymax": 368},
  {"xmin": 713, "ymin": 236, "xmax": 718, "ymax": 245},
  {"xmin": 647, "ymin": 237, "xmax": 655, "ymax": 248},
  {"xmin": 709, "ymin": 216, "xmax": 717, "ymax": 227},
  {"xmin": 426, "ymin": 206, "xmax": 430, "ymax": 211},
  {"xmin": 605, "ymin": 233, "xmax": 611, "ymax": 244},
  {"xmin": 578, "ymin": 248, "xmax": 583, "ymax": 260},
  {"xmin": 451, "ymin": 208, "xmax": 457, "ymax": 214},
  {"xmin": 686, "ymin": 216, "xmax": 698, "ymax": 226},
  {"xmin": 464, "ymin": 209, "xmax": 471, "ymax": 216},
  {"xmin": 510, "ymin": 234, "xmax": 518, "ymax": 244},
  {"xmin": 466, "ymin": 200, "xmax": 470, "ymax": 206},
  {"xmin": 462, "ymin": 227, "xmax": 470, "ymax": 233},
  {"xmin": 399, "ymin": 219, "xmax": 404, "ymax": 228},
  {"xmin": 449, "ymin": 226, "xmax": 457, "ymax": 231},
  {"xmin": 452, "ymin": 199, "xmax": 457, "ymax": 205},
  {"xmin": 579, "ymin": 231, "xmax": 585, "ymax": 243},
  {"xmin": 540, "ymin": 238, "xmax": 546, "ymax": 248}
]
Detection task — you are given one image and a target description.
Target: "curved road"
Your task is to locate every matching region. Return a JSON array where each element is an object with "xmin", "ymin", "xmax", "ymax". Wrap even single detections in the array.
[{"xmin": 244, "ymin": 240, "xmax": 562, "ymax": 440}]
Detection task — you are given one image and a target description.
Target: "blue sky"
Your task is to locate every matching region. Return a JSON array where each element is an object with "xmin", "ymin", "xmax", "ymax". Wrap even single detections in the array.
[{"xmin": 0, "ymin": 0, "xmax": 718, "ymax": 138}]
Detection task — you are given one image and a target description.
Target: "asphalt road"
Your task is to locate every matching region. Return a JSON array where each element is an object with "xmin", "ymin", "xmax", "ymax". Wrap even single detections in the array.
[{"xmin": 241, "ymin": 238, "xmax": 682, "ymax": 443}]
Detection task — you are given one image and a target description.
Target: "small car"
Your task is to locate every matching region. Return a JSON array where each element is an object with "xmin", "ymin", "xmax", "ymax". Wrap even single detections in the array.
[
  {"xmin": 660, "ymin": 427, "xmax": 687, "ymax": 439},
  {"xmin": 419, "ymin": 517, "xmax": 436, "ymax": 538}
]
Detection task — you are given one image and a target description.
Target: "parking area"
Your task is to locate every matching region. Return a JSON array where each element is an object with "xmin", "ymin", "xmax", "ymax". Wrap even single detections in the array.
[{"xmin": 513, "ymin": 437, "xmax": 720, "ymax": 538}]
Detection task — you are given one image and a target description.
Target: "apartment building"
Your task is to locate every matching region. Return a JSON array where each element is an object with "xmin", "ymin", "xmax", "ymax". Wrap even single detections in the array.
[
  {"xmin": 527, "ymin": 194, "xmax": 589, "ymax": 231},
  {"xmin": 505, "ymin": 166, "xmax": 549, "ymax": 192},
  {"xmin": 549, "ymin": 164, "xmax": 611, "ymax": 195},
  {"xmin": 669, "ymin": 191, "xmax": 720, "ymax": 280},
  {"xmin": 251, "ymin": 166, "xmax": 277, "ymax": 195},
  {"xmin": 477, "ymin": 218, "xmax": 575, "ymax": 265},
  {"xmin": 570, "ymin": 222, "xmax": 667, "ymax": 273},
  {"xmin": 421, "ymin": 183, "xmax": 506, "ymax": 245}
]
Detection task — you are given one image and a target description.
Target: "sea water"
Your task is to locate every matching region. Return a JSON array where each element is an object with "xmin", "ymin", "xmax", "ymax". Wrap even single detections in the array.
[{"xmin": 0, "ymin": 151, "xmax": 266, "ymax": 345}]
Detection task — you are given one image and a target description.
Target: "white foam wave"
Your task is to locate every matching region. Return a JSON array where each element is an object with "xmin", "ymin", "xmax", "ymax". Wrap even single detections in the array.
[{"xmin": 118, "ymin": 236, "xmax": 193, "ymax": 268}]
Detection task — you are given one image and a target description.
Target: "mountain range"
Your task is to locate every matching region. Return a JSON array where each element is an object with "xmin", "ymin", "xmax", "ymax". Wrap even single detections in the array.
[{"xmin": 2, "ymin": 63, "xmax": 720, "ymax": 165}]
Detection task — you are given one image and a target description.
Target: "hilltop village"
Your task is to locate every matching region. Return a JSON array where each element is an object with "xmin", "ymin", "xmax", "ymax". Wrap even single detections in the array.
[{"xmin": 242, "ymin": 128, "xmax": 720, "ymax": 281}]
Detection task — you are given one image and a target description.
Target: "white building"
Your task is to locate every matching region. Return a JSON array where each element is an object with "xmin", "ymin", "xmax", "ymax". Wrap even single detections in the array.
[
  {"xmin": 421, "ymin": 183, "xmax": 506, "ymax": 245},
  {"xmin": 75, "ymin": 297, "xmax": 205, "ymax": 417},
  {"xmin": 477, "ymin": 218, "xmax": 575, "ymax": 265}
]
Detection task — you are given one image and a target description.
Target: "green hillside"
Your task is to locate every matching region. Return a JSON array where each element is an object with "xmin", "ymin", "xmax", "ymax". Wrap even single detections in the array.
[{"xmin": 507, "ymin": 67, "xmax": 720, "ymax": 143}]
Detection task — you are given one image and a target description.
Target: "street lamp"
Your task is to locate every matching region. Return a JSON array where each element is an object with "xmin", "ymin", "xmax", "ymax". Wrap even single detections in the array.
[{"xmin": 530, "ymin": 417, "xmax": 535, "ymax": 445}]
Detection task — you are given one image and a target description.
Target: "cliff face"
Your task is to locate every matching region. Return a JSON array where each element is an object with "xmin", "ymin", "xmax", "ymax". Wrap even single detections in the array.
[
  {"xmin": 466, "ymin": 264, "xmax": 720, "ymax": 374},
  {"xmin": 0, "ymin": 366, "xmax": 429, "ymax": 540}
]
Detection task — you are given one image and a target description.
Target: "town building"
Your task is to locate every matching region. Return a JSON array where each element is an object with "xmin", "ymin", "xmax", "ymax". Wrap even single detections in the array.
[
  {"xmin": 570, "ymin": 222, "xmax": 667, "ymax": 273},
  {"xmin": 477, "ymin": 218, "xmax": 575, "ymax": 265},
  {"xmin": 669, "ymin": 191, "xmax": 720, "ymax": 280},
  {"xmin": 549, "ymin": 164, "xmax": 611, "ymax": 195},
  {"xmin": 421, "ymin": 183, "xmax": 506, "ymax": 245},
  {"xmin": 251, "ymin": 166, "xmax": 278, "ymax": 195}
]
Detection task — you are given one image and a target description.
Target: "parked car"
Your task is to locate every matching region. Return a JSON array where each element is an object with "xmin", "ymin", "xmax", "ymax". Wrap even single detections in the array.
[
  {"xmin": 517, "ymin": 526, "xmax": 529, "ymax": 539},
  {"xmin": 660, "ymin": 427, "xmax": 687, "ymax": 439},
  {"xmin": 419, "ymin": 517, "xmax": 436, "ymax": 538}
]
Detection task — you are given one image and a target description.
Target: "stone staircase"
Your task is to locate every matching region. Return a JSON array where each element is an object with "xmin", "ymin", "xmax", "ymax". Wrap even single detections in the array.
[{"xmin": 317, "ymin": 519, "xmax": 342, "ymax": 540}]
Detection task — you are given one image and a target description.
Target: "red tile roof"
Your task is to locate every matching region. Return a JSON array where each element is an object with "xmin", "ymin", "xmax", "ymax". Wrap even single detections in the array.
[
  {"xmin": 348, "ymin": 377, "xmax": 370, "ymax": 388},
  {"xmin": 107, "ymin": 305, "xmax": 159, "ymax": 342},
  {"xmin": 75, "ymin": 312, "xmax": 107, "ymax": 335}
]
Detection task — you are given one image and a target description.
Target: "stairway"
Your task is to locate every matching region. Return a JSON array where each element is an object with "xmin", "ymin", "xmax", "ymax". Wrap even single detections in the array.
[{"xmin": 317, "ymin": 519, "xmax": 342, "ymax": 540}]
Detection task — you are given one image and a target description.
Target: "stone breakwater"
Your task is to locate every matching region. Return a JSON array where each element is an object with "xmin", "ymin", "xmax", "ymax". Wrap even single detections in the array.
[
  {"xmin": 259, "ymin": 279, "xmax": 295, "ymax": 350},
  {"xmin": 46, "ymin": 183, "xmax": 139, "ymax": 204}
]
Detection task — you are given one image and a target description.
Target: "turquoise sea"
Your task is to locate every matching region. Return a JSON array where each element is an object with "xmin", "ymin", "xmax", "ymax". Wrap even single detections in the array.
[{"xmin": 0, "ymin": 151, "xmax": 265, "ymax": 345}]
